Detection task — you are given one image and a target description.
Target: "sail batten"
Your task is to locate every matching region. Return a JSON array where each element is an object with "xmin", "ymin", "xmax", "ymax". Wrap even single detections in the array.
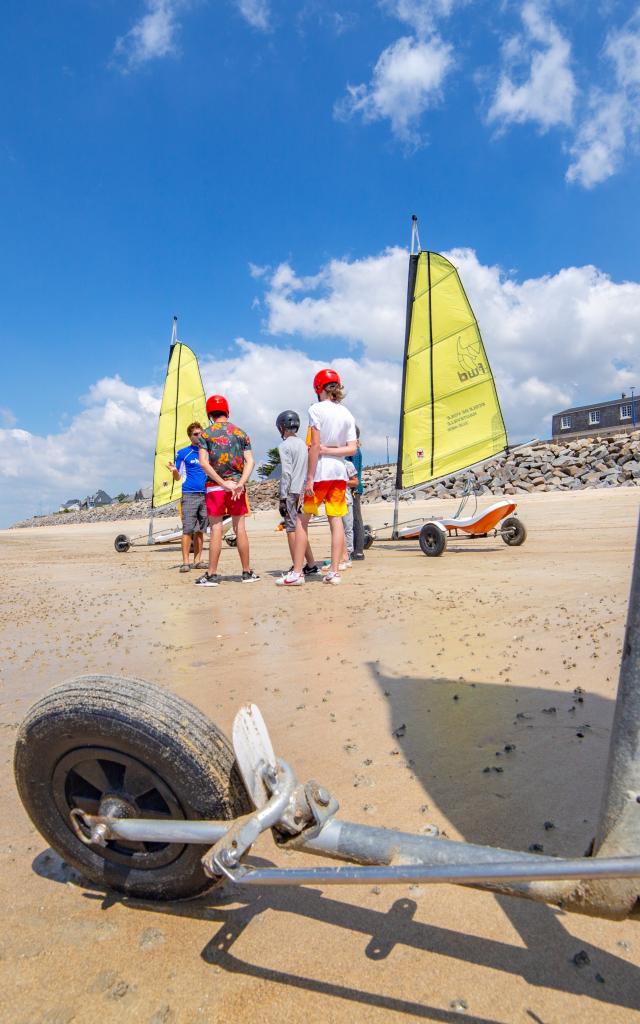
[
  {"xmin": 397, "ymin": 250, "xmax": 508, "ymax": 491},
  {"xmin": 151, "ymin": 340, "xmax": 207, "ymax": 509}
]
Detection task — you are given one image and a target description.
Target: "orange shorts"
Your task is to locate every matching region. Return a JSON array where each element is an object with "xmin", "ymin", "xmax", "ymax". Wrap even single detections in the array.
[{"xmin": 303, "ymin": 480, "xmax": 347, "ymax": 518}]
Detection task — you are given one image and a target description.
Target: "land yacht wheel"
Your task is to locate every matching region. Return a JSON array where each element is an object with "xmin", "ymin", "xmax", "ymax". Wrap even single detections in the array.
[
  {"xmin": 363, "ymin": 525, "xmax": 374, "ymax": 550},
  {"xmin": 114, "ymin": 534, "xmax": 130, "ymax": 553},
  {"xmin": 419, "ymin": 523, "xmax": 447, "ymax": 557},
  {"xmin": 501, "ymin": 517, "xmax": 527, "ymax": 546},
  {"xmin": 225, "ymin": 533, "xmax": 237, "ymax": 547},
  {"xmin": 14, "ymin": 676, "xmax": 250, "ymax": 900}
]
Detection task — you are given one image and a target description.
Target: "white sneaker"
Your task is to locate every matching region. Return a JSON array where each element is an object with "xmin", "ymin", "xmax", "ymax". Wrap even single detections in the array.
[
  {"xmin": 323, "ymin": 572, "xmax": 342, "ymax": 585},
  {"xmin": 322, "ymin": 562, "xmax": 350, "ymax": 572},
  {"xmin": 276, "ymin": 570, "xmax": 305, "ymax": 587}
]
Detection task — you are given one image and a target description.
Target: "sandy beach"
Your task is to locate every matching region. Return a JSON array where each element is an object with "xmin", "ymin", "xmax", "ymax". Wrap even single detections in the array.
[{"xmin": 1, "ymin": 488, "xmax": 639, "ymax": 1024}]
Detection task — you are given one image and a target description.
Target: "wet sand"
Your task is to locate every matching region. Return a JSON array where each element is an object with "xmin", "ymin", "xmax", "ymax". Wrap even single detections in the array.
[{"xmin": 1, "ymin": 488, "xmax": 639, "ymax": 1024}]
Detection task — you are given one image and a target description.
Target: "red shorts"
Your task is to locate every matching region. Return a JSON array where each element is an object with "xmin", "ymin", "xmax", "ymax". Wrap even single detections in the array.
[{"xmin": 205, "ymin": 486, "xmax": 250, "ymax": 518}]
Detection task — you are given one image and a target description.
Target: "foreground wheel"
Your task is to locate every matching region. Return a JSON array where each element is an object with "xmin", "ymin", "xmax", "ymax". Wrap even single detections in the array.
[
  {"xmin": 363, "ymin": 525, "xmax": 374, "ymax": 550},
  {"xmin": 14, "ymin": 676, "xmax": 251, "ymax": 900},
  {"xmin": 419, "ymin": 523, "xmax": 447, "ymax": 557},
  {"xmin": 225, "ymin": 533, "xmax": 237, "ymax": 547},
  {"xmin": 114, "ymin": 534, "xmax": 130, "ymax": 553},
  {"xmin": 501, "ymin": 516, "xmax": 527, "ymax": 546}
]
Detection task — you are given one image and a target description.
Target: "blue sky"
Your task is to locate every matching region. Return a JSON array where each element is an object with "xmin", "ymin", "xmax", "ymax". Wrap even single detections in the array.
[{"xmin": 1, "ymin": 0, "xmax": 639, "ymax": 524}]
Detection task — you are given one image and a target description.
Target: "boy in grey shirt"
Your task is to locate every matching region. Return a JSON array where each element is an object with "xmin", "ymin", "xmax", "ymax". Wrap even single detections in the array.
[{"xmin": 276, "ymin": 410, "xmax": 318, "ymax": 576}]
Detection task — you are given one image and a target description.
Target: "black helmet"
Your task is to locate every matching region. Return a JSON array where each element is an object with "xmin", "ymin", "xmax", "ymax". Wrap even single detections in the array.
[{"xmin": 276, "ymin": 410, "xmax": 300, "ymax": 436}]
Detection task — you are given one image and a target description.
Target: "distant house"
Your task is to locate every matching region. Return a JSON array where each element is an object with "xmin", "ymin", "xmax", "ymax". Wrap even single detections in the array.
[
  {"xmin": 81, "ymin": 490, "xmax": 113, "ymax": 510},
  {"xmin": 552, "ymin": 394, "xmax": 638, "ymax": 441},
  {"xmin": 58, "ymin": 498, "xmax": 81, "ymax": 512}
]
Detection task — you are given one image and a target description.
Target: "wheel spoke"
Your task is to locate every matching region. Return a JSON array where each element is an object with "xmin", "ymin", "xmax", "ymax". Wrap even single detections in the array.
[
  {"xmin": 71, "ymin": 794, "xmax": 101, "ymax": 814},
  {"xmin": 123, "ymin": 763, "xmax": 156, "ymax": 800},
  {"xmin": 72, "ymin": 760, "xmax": 112, "ymax": 794}
]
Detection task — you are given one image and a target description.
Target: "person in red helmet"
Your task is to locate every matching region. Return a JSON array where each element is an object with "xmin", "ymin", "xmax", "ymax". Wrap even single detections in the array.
[
  {"xmin": 195, "ymin": 394, "xmax": 259, "ymax": 586},
  {"xmin": 276, "ymin": 368, "xmax": 357, "ymax": 587}
]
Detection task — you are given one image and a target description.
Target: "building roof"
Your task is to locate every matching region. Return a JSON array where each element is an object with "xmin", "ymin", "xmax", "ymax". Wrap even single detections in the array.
[{"xmin": 555, "ymin": 395, "xmax": 635, "ymax": 417}]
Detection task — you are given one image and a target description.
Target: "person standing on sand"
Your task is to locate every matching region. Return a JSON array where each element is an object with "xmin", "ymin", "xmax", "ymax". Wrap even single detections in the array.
[
  {"xmin": 277, "ymin": 369, "xmax": 357, "ymax": 587},
  {"xmin": 167, "ymin": 421, "xmax": 208, "ymax": 573},
  {"xmin": 351, "ymin": 426, "xmax": 365, "ymax": 561},
  {"xmin": 194, "ymin": 394, "xmax": 259, "ymax": 587},
  {"xmin": 276, "ymin": 409, "xmax": 319, "ymax": 577}
]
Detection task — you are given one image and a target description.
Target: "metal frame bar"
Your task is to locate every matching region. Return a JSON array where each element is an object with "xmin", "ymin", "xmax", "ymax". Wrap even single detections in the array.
[{"xmin": 76, "ymin": 511, "xmax": 640, "ymax": 919}]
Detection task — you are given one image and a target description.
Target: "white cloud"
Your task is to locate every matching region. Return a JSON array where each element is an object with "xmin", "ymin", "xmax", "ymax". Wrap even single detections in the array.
[
  {"xmin": 262, "ymin": 245, "xmax": 640, "ymax": 440},
  {"xmin": 566, "ymin": 11, "xmax": 640, "ymax": 187},
  {"xmin": 113, "ymin": 0, "xmax": 183, "ymax": 71},
  {"xmin": 264, "ymin": 247, "xmax": 408, "ymax": 357},
  {"xmin": 334, "ymin": 34, "xmax": 454, "ymax": 146},
  {"xmin": 381, "ymin": 0, "xmax": 463, "ymax": 36},
  {"xmin": 0, "ymin": 378, "xmax": 160, "ymax": 525},
  {"xmin": 488, "ymin": 1, "xmax": 576, "ymax": 130},
  {"xmin": 200, "ymin": 340, "xmax": 400, "ymax": 469},
  {"xmin": 236, "ymin": 0, "xmax": 271, "ymax": 31},
  {"xmin": 5, "ymin": 250, "xmax": 640, "ymax": 526}
]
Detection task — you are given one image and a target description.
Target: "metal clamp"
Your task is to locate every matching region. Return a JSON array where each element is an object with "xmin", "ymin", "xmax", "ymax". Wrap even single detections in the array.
[{"xmin": 201, "ymin": 759, "xmax": 297, "ymax": 880}]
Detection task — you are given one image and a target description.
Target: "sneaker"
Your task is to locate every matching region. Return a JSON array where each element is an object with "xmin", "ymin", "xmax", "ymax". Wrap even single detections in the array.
[
  {"xmin": 341, "ymin": 559, "xmax": 353, "ymax": 570},
  {"xmin": 352, "ymin": 553, "xmax": 365, "ymax": 561},
  {"xmin": 322, "ymin": 562, "xmax": 350, "ymax": 572},
  {"xmin": 323, "ymin": 572, "xmax": 342, "ymax": 585},
  {"xmin": 303, "ymin": 563, "xmax": 320, "ymax": 576},
  {"xmin": 179, "ymin": 563, "xmax": 191, "ymax": 573},
  {"xmin": 194, "ymin": 573, "xmax": 220, "ymax": 586},
  {"xmin": 276, "ymin": 571, "xmax": 305, "ymax": 587},
  {"xmin": 241, "ymin": 570, "xmax": 260, "ymax": 583}
]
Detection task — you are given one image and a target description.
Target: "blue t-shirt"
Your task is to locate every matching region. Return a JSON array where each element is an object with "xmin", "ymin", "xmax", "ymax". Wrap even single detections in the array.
[
  {"xmin": 351, "ymin": 447, "xmax": 364, "ymax": 495},
  {"xmin": 175, "ymin": 445, "xmax": 207, "ymax": 492}
]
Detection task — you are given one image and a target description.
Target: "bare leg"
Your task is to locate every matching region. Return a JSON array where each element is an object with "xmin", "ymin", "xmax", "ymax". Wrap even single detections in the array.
[
  {"xmin": 328, "ymin": 515, "xmax": 345, "ymax": 574},
  {"xmin": 293, "ymin": 512, "xmax": 310, "ymax": 574},
  {"xmin": 288, "ymin": 526, "xmax": 314, "ymax": 568},
  {"xmin": 233, "ymin": 516, "xmax": 250, "ymax": 572},
  {"xmin": 208, "ymin": 518, "xmax": 223, "ymax": 574},
  {"xmin": 181, "ymin": 534, "xmax": 192, "ymax": 565},
  {"xmin": 193, "ymin": 531, "xmax": 204, "ymax": 564}
]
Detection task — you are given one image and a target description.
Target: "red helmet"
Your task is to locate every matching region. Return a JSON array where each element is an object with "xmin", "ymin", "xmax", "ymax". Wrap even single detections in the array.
[
  {"xmin": 206, "ymin": 394, "xmax": 229, "ymax": 418},
  {"xmin": 313, "ymin": 368, "xmax": 341, "ymax": 395}
]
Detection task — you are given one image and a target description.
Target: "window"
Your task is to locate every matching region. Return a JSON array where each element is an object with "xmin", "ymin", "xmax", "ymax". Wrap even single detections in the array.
[
  {"xmin": 620, "ymin": 403, "xmax": 632, "ymax": 420},
  {"xmin": 588, "ymin": 410, "xmax": 601, "ymax": 426},
  {"xmin": 560, "ymin": 415, "xmax": 571, "ymax": 430}
]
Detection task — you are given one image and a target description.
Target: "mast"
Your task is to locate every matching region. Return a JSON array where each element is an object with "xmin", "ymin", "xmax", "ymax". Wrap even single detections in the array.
[
  {"xmin": 148, "ymin": 316, "xmax": 179, "ymax": 544},
  {"xmin": 393, "ymin": 216, "xmax": 421, "ymax": 539}
]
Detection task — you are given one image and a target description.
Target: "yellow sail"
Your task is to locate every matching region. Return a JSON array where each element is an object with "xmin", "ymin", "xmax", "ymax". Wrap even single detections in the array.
[
  {"xmin": 397, "ymin": 250, "xmax": 507, "ymax": 490},
  {"xmin": 152, "ymin": 338, "xmax": 207, "ymax": 509}
]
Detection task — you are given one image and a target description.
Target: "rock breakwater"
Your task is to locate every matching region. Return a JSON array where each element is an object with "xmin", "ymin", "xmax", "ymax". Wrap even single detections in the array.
[{"xmin": 10, "ymin": 432, "xmax": 640, "ymax": 528}]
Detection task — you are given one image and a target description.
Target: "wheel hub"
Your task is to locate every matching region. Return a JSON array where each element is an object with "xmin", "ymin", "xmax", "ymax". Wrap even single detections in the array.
[{"xmin": 53, "ymin": 746, "xmax": 186, "ymax": 870}]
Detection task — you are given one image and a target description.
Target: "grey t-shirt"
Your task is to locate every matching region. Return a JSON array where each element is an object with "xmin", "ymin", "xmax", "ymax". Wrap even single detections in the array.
[{"xmin": 278, "ymin": 435, "xmax": 308, "ymax": 498}]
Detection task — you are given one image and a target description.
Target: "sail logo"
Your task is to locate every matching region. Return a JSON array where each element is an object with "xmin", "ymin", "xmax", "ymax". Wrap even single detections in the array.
[
  {"xmin": 457, "ymin": 335, "xmax": 486, "ymax": 383},
  {"xmin": 416, "ymin": 448, "xmax": 425, "ymax": 460}
]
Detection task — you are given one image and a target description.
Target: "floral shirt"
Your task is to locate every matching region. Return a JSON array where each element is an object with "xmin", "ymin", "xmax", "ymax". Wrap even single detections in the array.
[{"xmin": 198, "ymin": 420, "xmax": 252, "ymax": 481}]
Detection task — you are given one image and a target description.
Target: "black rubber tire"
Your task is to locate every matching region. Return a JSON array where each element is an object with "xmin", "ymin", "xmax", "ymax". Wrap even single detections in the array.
[
  {"xmin": 363, "ymin": 525, "xmax": 374, "ymax": 550},
  {"xmin": 14, "ymin": 675, "xmax": 251, "ymax": 900},
  {"xmin": 225, "ymin": 534, "xmax": 237, "ymax": 548},
  {"xmin": 501, "ymin": 516, "xmax": 527, "ymax": 546},
  {"xmin": 419, "ymin": 523, "xmax": 447, "ymax": 557},
  {"xmin": 114, "ymin": 534, "xmax": 130, "ymax": 553}
]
